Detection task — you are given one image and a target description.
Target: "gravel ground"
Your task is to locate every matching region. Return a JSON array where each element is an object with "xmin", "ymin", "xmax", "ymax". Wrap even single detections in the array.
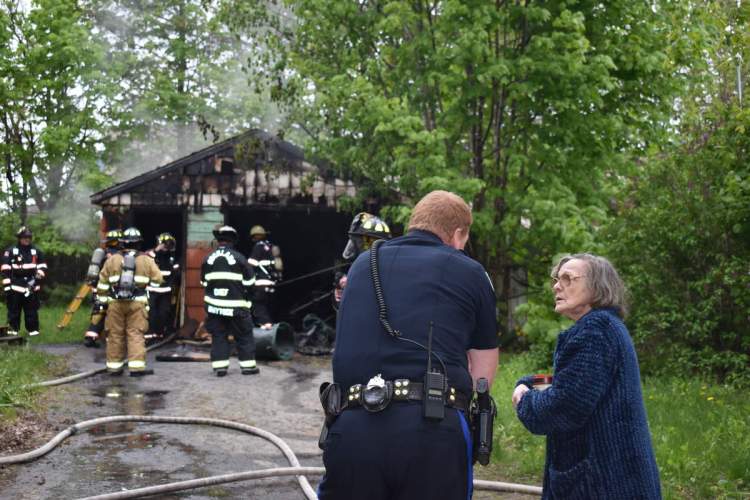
[{"xmin": 0, "ymin": 343, "xmax": 538, "ymax": 499}]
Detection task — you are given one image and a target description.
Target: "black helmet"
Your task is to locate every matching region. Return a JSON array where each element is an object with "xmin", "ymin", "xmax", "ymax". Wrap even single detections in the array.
[
  {"xmin": 342, "ymin": 213, "xmax": 391, "ymax": 260},
  {"xmin": 16, "ymin": 226, "xmax": 33, "ymax": 239},
  {"xmin": 157, "ymin": 232, "xmax": 176, "ymax": 250},
  {"xmin": 213, "ymin": 225, "xmax": 238, "ymax": 243},
  {"xmin": 102, "ymin": 229, "xmax": 122, "ymax": 248},
  {"xmin": 120, "ymin": 227, "xmax": 143, "ymax": 247}
]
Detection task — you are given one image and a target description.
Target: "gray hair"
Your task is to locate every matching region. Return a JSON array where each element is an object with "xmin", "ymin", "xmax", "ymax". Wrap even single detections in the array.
[{"xmin": 551, "ymin": 253, "xmax": 629, "ymax": 318}]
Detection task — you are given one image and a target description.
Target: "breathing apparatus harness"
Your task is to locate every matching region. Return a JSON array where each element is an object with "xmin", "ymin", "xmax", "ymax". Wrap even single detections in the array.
[{"xmin": 114, "ymin": 251, "xmax": 137, "ymax": 300}]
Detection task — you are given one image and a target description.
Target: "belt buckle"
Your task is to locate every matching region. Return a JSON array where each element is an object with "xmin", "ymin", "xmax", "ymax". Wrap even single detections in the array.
[{"xmin": 362, "ymin": 373, "xmax": 390, "ymax": 413}]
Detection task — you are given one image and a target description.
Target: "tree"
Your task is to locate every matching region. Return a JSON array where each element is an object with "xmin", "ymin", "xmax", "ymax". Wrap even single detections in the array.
[
  {"xmin": 606, "ymin": 1, "xmax": 750, "ymax": 384},
  {"xmin": 0, "ymin": 0, "xmax": 112, "ymax": 219},
  {"xmin": 84, "ymin": 0, "xmax": 287, "ymax": 167},
  {"xmin": 231, "ymin": 0, "xmax": 686, "ymax": 338}
]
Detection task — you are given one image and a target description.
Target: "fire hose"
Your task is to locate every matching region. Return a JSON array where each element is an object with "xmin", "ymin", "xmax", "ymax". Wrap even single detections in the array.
[
  {"xmin": 12, "ymin": 269, "xmax": 544, "ymax": 497},
  {"xmin": 0, "ymin": 414, "xmax": 543, "ymax": 498},
  {"xmin": 23, "ymin": 332, "xmax": 178, "ymax": 389}
]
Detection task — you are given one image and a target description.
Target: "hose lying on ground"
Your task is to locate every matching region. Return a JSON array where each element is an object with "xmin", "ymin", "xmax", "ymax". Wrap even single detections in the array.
[
  {"xmin": 25, "ymin": 332, "xmax": 177, "ymax": 389},
  {"xmin": 0, "ymin": 415, "xmax": 544, "ymax": 498},
  {"xmin": 0, "ymin": 415, "xmax": 318, "ymax": 499}
]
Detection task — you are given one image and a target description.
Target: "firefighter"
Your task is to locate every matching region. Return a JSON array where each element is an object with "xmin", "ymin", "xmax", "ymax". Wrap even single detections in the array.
[
  {"xmin": 145, "ymin": 232, "xmax": 180, "ymax": 343},
  {"xmin": 247, "ymin": 225, "xmax": 282, "ymax": 329},
  {"xmin": 97, "ymin": 227, "xmax": 162, "ymax": 376},
  {"xmin": 295, "ymin": 213, "xmax": 391, "ymax": 356},
  {"xmin": 201, "ymin": 225, "xmax": 259, "ymax": 376},
  {"xmin": 335, "ymin": 213, "xmax": 392, "ymax": 307},
  {"xmin": 84, "ymin": 229, "xmax": 122, "ymax": 347},
  {"xmin": 1, "ymin": 226, "xmax": 48, "ymax": 336}
]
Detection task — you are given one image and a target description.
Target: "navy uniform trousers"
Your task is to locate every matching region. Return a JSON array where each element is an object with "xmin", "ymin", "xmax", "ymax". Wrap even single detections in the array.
[{"xmin": 317, "ymin": 403, "xmax": 473, "ymax": 500}]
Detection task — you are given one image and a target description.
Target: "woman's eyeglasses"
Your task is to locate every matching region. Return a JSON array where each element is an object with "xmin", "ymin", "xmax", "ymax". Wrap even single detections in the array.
[{"xmin": 551, "ymin": 273, "xmax": 586, "ymax": 288}]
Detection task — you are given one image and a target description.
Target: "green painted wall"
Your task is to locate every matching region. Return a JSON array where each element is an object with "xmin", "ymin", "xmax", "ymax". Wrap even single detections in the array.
[{"xmin": 187, "ymin": 207, "xmax": 223, "ymax": 245}]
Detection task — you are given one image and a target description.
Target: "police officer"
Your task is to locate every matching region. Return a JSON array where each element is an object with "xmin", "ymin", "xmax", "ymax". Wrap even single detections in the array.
[
  {"xmin": 247, "ymin": 225, "xmax": 282, "ymax": 329},
  {"xmin": 334, "ymin": 213, "xmax": 392, "ymax": 307},
  {"xmin": 1, "ymin": 226, "xmax": 48, "ymax": 337},
  {"xmin": 146, "ymin": 232, "xmax": 181, "ymax": 342},
  {"xmin": 201, "ymin": 225, "xmax": 259, "ymax": 377},
  {"xmin": 84, "ymin": 229, "xmax": 122, "ymax": 347},
  {"xmin": 97, "ymin": 227, "xmax": 162, "ymax": 376},
  {"xmin": 317, "ymin": 191, "xmax": 499, "ymax": 499}
]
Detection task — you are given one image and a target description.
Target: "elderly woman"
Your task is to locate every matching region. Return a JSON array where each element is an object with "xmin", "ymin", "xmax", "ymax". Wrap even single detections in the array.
[{"xmin": 512, "ymin": 254, "xmax": 661, "ymax": 499}]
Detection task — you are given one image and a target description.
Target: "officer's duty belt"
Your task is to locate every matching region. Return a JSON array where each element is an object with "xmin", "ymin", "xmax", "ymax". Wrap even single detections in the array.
[{"xmin": 342, "ymin": 379, "xmax": 469, "ymax": 413}]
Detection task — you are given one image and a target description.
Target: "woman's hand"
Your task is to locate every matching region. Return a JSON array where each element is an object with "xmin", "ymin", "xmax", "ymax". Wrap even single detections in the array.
[{"xmin": 512, "ymin": 384, "xmax": 530, "ymax": 409}]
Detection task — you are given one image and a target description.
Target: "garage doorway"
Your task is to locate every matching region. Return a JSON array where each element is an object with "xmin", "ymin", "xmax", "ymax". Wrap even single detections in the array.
[{"xmin": 226, "ymin": 207, "xmax": 351, "ymax": 328}]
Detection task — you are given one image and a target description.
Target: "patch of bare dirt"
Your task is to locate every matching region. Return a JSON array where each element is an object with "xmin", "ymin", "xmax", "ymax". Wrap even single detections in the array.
[{"xmin": 0, "ymin": 410, "xmax": 55, "ymax": 455}]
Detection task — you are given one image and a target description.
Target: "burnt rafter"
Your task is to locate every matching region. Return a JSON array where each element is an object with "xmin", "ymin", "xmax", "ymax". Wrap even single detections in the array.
[{"xmin": 91, "ymin": 129, "xmax": 356, "ymax": 209}]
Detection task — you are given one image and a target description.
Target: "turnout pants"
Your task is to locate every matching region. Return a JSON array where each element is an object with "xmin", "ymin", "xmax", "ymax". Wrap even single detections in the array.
[
  {"xmin": 148, "ymin": 292, "xmax": 173, "ymax": 336},
  {"xmin": 104, "ymin": 300, "xmax": 148, "ymax": 372},
  {"xmin": 6, "ymin": 290, "xmax": 40, "ymax": 334},
  {"xmin": 317, "ymin": 403, "xmax": 473, "ymax": 500},
  {"xmin": 85, "ymin": 299, "xmax": 107, "ymax": 340},
  {"xmin": 205, "ymin": 308, "xmax": 256, "ymax": 372},
  {"xmin": 252, "ymin": 286, "xmax": 273, "ymax": 325}
]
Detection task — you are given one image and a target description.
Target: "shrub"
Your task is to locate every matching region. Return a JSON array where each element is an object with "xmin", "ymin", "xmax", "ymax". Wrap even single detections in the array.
[{"xmin": 606, "ymin": 107, "xmax": 750, "ymax": 386}]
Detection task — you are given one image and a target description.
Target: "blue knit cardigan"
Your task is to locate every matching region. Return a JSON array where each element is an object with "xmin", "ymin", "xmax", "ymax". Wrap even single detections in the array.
[{"xmin": 516, "ymin": 308, "xmax": 661, "ymax": 499}]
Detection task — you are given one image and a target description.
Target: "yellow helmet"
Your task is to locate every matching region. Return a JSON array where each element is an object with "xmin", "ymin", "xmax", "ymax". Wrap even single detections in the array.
[{"xmin": 250, "ymin": 225, "xmax": 268, "ymax": 237}]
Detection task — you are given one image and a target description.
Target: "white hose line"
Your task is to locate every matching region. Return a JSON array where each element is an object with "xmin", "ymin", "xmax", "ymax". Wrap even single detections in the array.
[
  {"xmin": 25, "ymin": 332, "xmax": 178, "ymax": 389},
  {"xmin": 0, "ymin": 414, "xmax": 544, "ymax": 498},
  {"xmin": 474, "ymin": 479, "xmax": 543, "ymax": 495},
  {"xmin": 80, "ymin": 470, "xmax": 543, "ymax": 500},
  {"xmin": 78, "ymin": 466, "xmax": 326, "ymax": 500},
  {"xmin": 0, "ymin": 415, "xmax": 318, "ymax": 500}
]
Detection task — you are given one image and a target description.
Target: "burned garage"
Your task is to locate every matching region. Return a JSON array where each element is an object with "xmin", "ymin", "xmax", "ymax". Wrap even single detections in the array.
[{"xmin": 90, "ymin": 129, "xmax": 363, "ymax": 330}]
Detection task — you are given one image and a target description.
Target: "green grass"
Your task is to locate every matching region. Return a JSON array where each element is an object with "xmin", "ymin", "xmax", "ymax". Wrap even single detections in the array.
[
  {"xmin": 0, "ymin": 299, "xmax": 84, "ymax": 421},
  {"xmin": 491, "ymin": 353, "xmax": 750, "ymax": 499},
  {"xmin": 0, "ymin": 345, "xmax": 67, "ymax": 420},
  {"xmin": 0, "ymin": 299, "xmax": 91, "ymax": 344}
]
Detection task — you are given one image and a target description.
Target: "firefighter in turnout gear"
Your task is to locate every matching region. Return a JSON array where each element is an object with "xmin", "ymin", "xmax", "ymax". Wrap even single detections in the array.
[
  {"xmin": 1, "ymin": 226, "xmax": 48, "ymax": 336},
  {"xmin": 84, "ymin": 229, "xmax": 122, "ymax": 347},
  {"xmin": 146, "ymin": 232, "xmax": 181, "ymax": 343},
  {"xmin": 248, "ymin": 225, "xmax": 282, "ymax": 329},
  {"xmin": 201, "ymin": 225, "xmax": 259, "ymax": 377},
  {"xmin": 335, "ymin": 213, "xmax": 392, "ymax": 306},
  {"xmin": 97, "ymin": 227, "xmax": 162, "ymax": 376}
]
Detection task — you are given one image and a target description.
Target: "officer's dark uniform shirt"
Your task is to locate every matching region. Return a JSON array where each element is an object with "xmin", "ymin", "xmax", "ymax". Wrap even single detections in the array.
[{"xmin": 333, "ymin": 229, "xmax": 498, "ymax": 398}]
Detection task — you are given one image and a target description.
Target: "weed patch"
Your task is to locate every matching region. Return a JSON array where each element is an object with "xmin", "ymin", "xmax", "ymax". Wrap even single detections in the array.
[{"xmin": 0, "ymin": 345, "xmax": 66, "ymax": 421}]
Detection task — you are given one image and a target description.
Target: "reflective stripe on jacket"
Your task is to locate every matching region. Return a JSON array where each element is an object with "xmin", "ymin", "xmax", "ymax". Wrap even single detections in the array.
[
  {"xmin": 201, "ymin": 245, "xmax": 254, "ymax": 317},
  {"xmin": 1, "ymin": 245, "xmax": 47, "ymax": 291},
  {"xmin": 98, "ymin": 251, "xmax": 162, "ymax": 301}
]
